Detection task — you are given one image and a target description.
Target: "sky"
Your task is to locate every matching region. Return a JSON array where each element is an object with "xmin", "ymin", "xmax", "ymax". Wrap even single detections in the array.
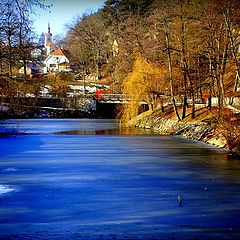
[{"xmin": 32, "ymin": 0, "xmax": 105, "ymax": 38}]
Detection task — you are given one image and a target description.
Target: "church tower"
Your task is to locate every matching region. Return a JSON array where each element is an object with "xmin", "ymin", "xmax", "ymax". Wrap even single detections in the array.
[
  {"xmin": 45, "ymin": 23, "xmax": 52, "ymax": 48},
  {"xmin": 45, "ymin": 23, "xmax": 55, "ymax": 55}
]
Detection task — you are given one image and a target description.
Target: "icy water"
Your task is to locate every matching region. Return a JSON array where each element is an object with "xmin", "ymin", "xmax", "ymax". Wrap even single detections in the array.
[{"xmin": 0, "ymin": 119, "xmax": 240, "ymax": 240}]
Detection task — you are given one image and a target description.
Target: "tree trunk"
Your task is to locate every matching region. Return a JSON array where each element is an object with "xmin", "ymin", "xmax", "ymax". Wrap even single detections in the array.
[
  {"xmin": 212, "ymin": 26, "xmax": 228, "ymax": 115},
  {"xmin": 219, "ymin": 38, "xmax": 228, "ymax": 106},
  {"xmin": 7, "ymin": 39, "xmax": 13, "ymax": 78},
  {"xmin": 190, "ymin": 81, "xmax": 195, "ymax": 119},
  {"xmin": 163, "ymin": 21, "xmax": 181, "ymax": 121},
  {"xmin": 208, "ymin": 58, "xmax": 214, "ymax": 110},
  {"xmin": 181, "ymin": 58, "xmax": 189, "ymax": 120},
  {"xmin": 179, "ymin": 2, "xmax": 190, "ymax": 120},
  {"xmin": 197, "ymin": 56, "xmax": 203, "ymax": 100}
]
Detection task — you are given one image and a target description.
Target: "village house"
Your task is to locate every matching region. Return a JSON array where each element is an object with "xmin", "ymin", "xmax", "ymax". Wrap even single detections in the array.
[
  {"xmin": 44, "ymin": 48, "xmax": 71, "ymax": 73},
  {"xmin": 18, "ymin": 62, "xmax": 42, "ymax": 78},
  {"xmin": 17, "ymin": 24, "xmax": 72, "ymax": 76},
  {"xmin": 43, "ymin": 24, "xmax": 71, "ymax": 73}
]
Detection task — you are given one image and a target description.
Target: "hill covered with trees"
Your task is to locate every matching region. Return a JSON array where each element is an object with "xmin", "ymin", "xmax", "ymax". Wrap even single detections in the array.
[{"xmin": 65, "ymin": 0, "xmax": 239, "ymax": 152}]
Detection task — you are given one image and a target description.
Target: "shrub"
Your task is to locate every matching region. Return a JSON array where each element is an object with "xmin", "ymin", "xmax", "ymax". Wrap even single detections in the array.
[
  {"xmin": 219, "ymin": 109, "xmax": 240, "ymax": 152},
  {"xmin": 55, "ymin": 73, "xmax": 73, "ymax": 81}
]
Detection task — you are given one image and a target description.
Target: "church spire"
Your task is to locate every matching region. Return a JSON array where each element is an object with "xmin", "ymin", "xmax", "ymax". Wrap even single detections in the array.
[
  {"xmin": 48, "ymin": 22, "xmax": 51, "ymax": 34},
  {"xmin": 45, "ymin": 23, "xmax": 53, "ymax": 54}
]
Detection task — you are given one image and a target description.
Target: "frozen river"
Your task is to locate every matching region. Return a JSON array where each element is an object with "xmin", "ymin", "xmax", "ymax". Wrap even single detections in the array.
[{"xmin": 0, "ymin": 119, "xmax": 240, "ymax": 239}]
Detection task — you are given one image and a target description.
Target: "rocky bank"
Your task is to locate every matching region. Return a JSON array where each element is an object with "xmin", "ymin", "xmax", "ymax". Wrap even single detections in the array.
[{"xmin": 125, "ymin": 108, "xmax": 228, "ymax": 150}]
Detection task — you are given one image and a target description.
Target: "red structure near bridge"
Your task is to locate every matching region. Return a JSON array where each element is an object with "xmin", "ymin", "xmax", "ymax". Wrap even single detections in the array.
[{"xmin": 96, "ymin": 89, "xmax": 104, "ymax": 99}]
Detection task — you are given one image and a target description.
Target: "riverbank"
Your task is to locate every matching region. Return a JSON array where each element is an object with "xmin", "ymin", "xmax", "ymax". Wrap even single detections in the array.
[
  {"xmin": 0, "ymin": 107, "xmax": 96, "ymax": 119},
  {"xmin": 125, "ymin": 106, "xmax": 240, "ymax": 154}
]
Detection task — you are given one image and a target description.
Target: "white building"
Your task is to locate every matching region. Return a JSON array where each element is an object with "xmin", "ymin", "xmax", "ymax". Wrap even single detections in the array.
[{"xmin": 44, "ymin": 48, "xmax": 71, "ymax": 73}]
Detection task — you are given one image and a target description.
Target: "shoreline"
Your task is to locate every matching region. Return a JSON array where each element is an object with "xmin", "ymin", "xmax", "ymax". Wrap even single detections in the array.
[{"xmin": 124, "ymin": 107, "xmax": 239, "ymax": 156}]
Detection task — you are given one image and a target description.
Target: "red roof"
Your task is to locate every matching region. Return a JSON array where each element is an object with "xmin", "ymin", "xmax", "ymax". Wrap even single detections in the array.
[{"xmin": 51, "ymin": 48, "xmax": 64, "ymax": 56}]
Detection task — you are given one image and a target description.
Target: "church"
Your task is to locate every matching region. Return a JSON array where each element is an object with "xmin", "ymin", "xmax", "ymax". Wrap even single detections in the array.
[
  {"xmin": 44, "ymin": 24, "xmax": 71, "ymax": 73},
  {"xmin": 44, "ymin": 23, "xmax": 55, "ymax": 55}
]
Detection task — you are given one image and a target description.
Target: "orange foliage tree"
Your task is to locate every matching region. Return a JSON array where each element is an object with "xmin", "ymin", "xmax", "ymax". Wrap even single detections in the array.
[{"xmin": 121, "ymin": 56, "xmax": 168, "ymax": 123}]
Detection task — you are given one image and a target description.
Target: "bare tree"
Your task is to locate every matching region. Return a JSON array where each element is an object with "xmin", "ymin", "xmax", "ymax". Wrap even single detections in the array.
[
  {"xmin": 0, "ymin": 0, "xmax": 50, "ymax": 77},
  {"xmin": 66, "ymin": 12, "xmax": 110, "ymax": 80}
]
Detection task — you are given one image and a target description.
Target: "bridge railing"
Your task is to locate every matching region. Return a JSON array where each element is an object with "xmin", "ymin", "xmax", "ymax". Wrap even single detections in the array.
[{"xmin": 97, "ymin": 94, "xmax": 126, "ymax": 101}]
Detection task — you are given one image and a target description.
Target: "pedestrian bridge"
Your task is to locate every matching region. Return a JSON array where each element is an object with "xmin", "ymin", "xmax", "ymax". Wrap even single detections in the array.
[
  {"xmin": 0, "ymin": 94, "xmax": 139, "ymax": 118},
  {"xmin": 95, "ymin": 94, "xmax": 128, "ymax": 103}
]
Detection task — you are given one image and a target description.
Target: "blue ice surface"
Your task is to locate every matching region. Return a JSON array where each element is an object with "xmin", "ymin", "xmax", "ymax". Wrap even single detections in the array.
[{"xmin": 0, "ymin": 119, "xmax": 240, "ymax": 240}]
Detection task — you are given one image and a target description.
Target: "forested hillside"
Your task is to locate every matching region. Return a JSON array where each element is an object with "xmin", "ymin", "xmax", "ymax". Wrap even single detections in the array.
[
  {"xmin": 65, "ymin": 0, "xmax": 240, "ymax": 151},
  {"xmin": 66, "ymin": 0, "xmax": 239, "ymax": 118}
]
